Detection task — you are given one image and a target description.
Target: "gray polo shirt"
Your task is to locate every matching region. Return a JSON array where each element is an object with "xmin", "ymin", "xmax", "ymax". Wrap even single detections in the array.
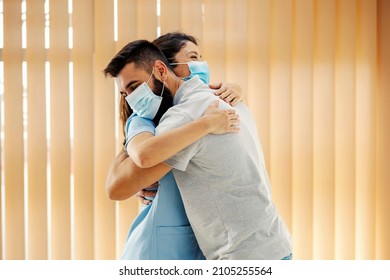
[{"xmin": 156, "ymin": 76, "xmax": 292, "ymax": 259}]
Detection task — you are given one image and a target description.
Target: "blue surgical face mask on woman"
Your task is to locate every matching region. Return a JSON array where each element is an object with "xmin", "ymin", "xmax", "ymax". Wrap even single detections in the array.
[
  {"xmin": 170, "ymin": 61, "xmax": 210, "ymax": 84},
  {"xmin": 125, "ymin": 69, "xmax": 165, "ymax": 119}
]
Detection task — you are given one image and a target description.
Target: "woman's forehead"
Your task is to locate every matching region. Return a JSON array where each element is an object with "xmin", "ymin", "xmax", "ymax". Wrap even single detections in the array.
[
  {"xmin": 176, "ymin": 41, "xmax": 201, "ymax": 58},
  {"xmin": 183, "ymin": 41, "xmax": 200, "ymax": 54}
]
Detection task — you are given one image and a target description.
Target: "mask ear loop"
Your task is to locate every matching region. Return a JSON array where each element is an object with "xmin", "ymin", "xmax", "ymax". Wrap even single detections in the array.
[
  {"xmin": 156, "ymin": 65, "xmax": 165, "ymax": 97},
  {"xmin": 160, "ymin": 81, "xmax": 165, "ymax": 97},
  {"xmin": 169, "ymin": 62, "xmax": 192, "ymax": 81},
  {"xmin": 146, "ymin": 68, "xmax": 154, "ymax": 85},
  {"xmin": 148, "ymin": 64, "xmax": 166, "ymax": 97}
]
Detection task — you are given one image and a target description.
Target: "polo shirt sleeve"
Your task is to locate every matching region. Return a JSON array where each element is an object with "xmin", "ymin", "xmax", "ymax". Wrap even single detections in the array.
[
  {"xmin": 156, "ymin": 112, "xmax": 202, "ymax": 172},
  {"xmin": 124, "ymin": 114, "xmax": 156, "ymax": 151}
]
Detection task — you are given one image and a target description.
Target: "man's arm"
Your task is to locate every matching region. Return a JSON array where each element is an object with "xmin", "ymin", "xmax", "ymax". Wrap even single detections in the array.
[
  {"xmin": 127, "ymin": 100, "xmax": 239, "ymax": 168},
  {"xmin": 105, "ymin": 149, "xmax": 172, "ymax": 200}
]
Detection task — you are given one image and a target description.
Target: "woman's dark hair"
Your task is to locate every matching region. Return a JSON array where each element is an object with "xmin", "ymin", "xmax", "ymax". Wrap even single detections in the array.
[
  {"xmin": 152, "ymin": 32, "xmax": 198, "ymax": 66},
  {"xmin": 119, "ymin": 96, "xmax": 132, "ymax": 137}
]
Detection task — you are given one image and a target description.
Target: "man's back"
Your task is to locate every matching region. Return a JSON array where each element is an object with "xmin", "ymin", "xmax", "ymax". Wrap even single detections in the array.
[{"xmin": 156, "ymin": 76, "xmax": 292, "ymax": 259}]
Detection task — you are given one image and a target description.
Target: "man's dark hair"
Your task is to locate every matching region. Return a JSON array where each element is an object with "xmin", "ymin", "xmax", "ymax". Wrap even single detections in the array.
[
  {"xmin": 152, "ymin": 32, "xmax": 198, "ymax": 65},
  {"xmin": 103, "ymin": 39, "xmax": 171, "ymax": 78}
]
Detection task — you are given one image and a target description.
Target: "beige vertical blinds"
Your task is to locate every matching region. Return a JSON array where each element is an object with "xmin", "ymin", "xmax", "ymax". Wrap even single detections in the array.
[
  {"xmin": 49, "ymin": 0, "xmax": 71, "ymax": 260},
  {"xmin": 312, "ymin": 0, "xmax": 336, "ymax": 259},
  {"xmin": 377, "ymin": 0, "xmax": 390, "ymax": 260},
  {"xmin": 355, "ymin": 0, "xmax": 376, "ymax": 259},
  {"xmin": 26, "ymin": 0, "xmax": 47, "ymax": 260},
  {"xmin": 292, "ymin": 0, "xmax": 314, "ymax": 260},
  {"xmin": 269, "ymin": 0, "xmax": 293, "ymax": 233},
  {"xmin": 334, "ymin": 0, "xmax": 356, "ymax": 260},
  {"xmin": 116, "ymin": 0, "xmax": 140, "ymax": 260},
  {"xmin": 3, "ymin": 0, "xmax": 24, "ymax": 260},
  {"xmin": 93, "ymin": 0, "xmax": 116, "ymax": 260},
  {"xmin": 0, "ymin": 0, "xmax": 389, "ymax": 260},
  {"xmin": 72, "ymin": 0, "xmax": 94, "ymax": 260}
]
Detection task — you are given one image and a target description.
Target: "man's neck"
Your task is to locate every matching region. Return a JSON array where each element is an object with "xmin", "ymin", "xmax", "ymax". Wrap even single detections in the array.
[{"xmin": 166, "ymin": 72, "xmax": 184, "ymax": 96}]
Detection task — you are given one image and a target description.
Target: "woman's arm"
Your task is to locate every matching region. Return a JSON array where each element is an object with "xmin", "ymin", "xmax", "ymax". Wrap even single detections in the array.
[
  {"xmin": 105, "ymin": 149, "xmax": 172, "ymax": 200},
  {"xmin": 127, "ymin": 100, "xmax": 239, "ymax": 168}
]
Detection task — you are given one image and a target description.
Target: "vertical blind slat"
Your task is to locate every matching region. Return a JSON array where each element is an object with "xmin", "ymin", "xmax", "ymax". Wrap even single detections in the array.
[
  {"xmin": 291, "ymin": 0, "xmax": 314, "ymax": 260},
  {"xmin": 94, "ymin": 0, "xmax": 116, "ymax": 260},
  {"xmin": 334, "ymin": 0, "xmax": 356, "ymax": 260},
  {"xmin": 377, "ymin": 0, "xmax": 390, "ymax": 260},
  {"xmin": 118, "ymin": 0, "xmax": 137, "ymax": 44},
  {"xmin": 73, "ymin": 0, "xmax": 94, "ymax": 260},
  {"xmin": 247, "ymin": 0, "xmax": 271, "ymax": 167},
  {"xmin": 137, "ymin": 0, "xmax": 157, "ymax": 40},
  {"xmin": 312, "ymin": 0, "xmax": 336, "ymax": 260},
  {"xmin": 180, "ymin": 0, "xmax": 203, "ymax": 44},
  {"xmin": 269, "ymin": 0, "xmax": 293, "ymax": 229},
  {"xmin": 26, "ymin": 0, "xmax": 47, "ymax": 260},
  {"xmin": 225, "ymin": 0, "xmax": 248, "ymax": 99},
  {"xmin": 203, "ymin": 0, "xmax": 225, "ymax": 83},
  {"xmin": 355, "ymin": 0, "xmax": 376, "ymax": 260},
  {"xmin": 49, "ymin": 0, "xmax": 71, "ymax": 260},
  {"xmin": 3, "ymin": 0, "xmax": 24, "ymax": 260},
  {"xmin": 160, "ymin": 0, "xmax": 181, "ymax": 35},
  {"xmin": 117, "ymin": 0, "xmax": 139, "ymax": 260}
]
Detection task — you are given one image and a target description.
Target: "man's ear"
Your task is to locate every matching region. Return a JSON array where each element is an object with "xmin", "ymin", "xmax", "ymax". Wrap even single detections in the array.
[{"xmin": 153, "ymin": 60, "xmax": 168, "ymax": 82}]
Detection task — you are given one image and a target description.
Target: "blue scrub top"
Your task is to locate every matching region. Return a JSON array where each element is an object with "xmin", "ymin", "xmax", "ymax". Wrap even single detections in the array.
[{"xmin": 120, "ymin": 115, "xmax": 205, "ymax": 260}]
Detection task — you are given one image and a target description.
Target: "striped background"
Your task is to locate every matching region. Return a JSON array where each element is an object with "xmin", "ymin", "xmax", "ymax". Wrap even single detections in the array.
[{"xmin": 0, "ymin": 0, "xmax": 389, "ymax": 260}]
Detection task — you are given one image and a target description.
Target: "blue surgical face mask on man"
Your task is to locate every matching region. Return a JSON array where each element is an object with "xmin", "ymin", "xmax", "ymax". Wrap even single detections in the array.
[
  {"xmin": 170, "ymin": 61, "xmax": 210, "ymax": 84},
  {"xmin": 125, "ymin": 69, "xmax": 164, "ymax": 120}
]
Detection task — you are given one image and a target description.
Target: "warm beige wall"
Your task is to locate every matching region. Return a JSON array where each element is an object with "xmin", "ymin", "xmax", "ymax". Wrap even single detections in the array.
[{"xmin": 0, "ymin": 0, "xmax": 389, "ymax": 260}]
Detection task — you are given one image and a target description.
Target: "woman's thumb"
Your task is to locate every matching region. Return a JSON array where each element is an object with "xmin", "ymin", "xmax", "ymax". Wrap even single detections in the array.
[{"xmin": 209, "ymin": 82, "xmax": 222, "ymax": 89}]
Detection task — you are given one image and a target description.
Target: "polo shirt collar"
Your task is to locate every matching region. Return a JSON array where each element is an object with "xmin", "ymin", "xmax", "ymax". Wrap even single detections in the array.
[{"xmin": 173, "ymin": 76, "xmax": 204, "ymax": 105}]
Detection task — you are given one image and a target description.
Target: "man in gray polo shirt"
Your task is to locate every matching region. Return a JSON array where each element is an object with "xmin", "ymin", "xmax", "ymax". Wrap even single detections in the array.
[
  {"xmin": 156, "ymin": 74, "xmax": 291, "ymax": 259},
  {"xmin": 104, "ymin": 40, "xmax": 292, "ymax": 259}
]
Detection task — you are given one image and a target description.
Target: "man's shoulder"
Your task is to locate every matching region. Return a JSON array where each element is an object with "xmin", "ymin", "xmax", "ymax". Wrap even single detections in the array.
[
  {"xmin": 156, "ymin": 105, "xmax": 192, "ymax": 134},
  {"xmin": 181, "ymin": 83, "xmax": 214, "ymax": 100}
]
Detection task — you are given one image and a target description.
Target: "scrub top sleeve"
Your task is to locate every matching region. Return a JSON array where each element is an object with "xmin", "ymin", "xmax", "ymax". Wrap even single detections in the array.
[{"xmin": 124, "ymin": 114, "xmax": 156, "ymax": 151}]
